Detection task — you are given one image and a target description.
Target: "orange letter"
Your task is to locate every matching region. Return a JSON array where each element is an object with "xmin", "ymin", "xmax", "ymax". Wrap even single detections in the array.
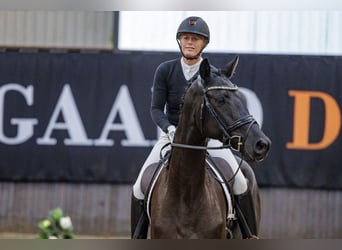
[{"xmin": 287, "ymin": 90, "xmax": 341, "ymax": 150}]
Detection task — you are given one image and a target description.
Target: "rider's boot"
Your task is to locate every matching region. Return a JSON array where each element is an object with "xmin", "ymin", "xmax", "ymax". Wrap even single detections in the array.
[
  {"xmin": 234, "ymin": 187, "xmax": 259, "ymax": 239},
  {"xmin": 131, "ymin": 193, "xmax": 149, "ymax": 239}
]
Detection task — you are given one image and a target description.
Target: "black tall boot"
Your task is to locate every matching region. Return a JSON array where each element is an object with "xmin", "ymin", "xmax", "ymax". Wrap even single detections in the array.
[
  {"xmin": 131, "ymin": 194, "xmax": 149, "ymax": 239},
  {"xmin": 234, "ymin": 188, "xmax": 258, "ymax": 239}
]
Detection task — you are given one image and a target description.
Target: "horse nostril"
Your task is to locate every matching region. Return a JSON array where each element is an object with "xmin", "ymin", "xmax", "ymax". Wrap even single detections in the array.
[{"xmin": 255, "ymin": 138, "xmax": 270, "ymax": 154}]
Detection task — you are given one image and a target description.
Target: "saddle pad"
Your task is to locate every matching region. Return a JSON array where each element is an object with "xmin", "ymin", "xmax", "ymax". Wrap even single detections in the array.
[{"xmin": 141, "ymin": 163, "xmax": 162, "ymax": 196}]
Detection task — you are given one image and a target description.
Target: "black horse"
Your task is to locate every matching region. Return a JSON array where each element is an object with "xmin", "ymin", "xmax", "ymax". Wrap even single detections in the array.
[{"xmin": 143, "ymin": 57, "xmax": 270, "ymax": 238}]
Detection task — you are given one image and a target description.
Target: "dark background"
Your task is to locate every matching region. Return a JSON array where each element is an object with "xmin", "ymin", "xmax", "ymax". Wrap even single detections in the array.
[{"xmin": 0, "ymin": 51, "xmax": 341, "ymax": 189}]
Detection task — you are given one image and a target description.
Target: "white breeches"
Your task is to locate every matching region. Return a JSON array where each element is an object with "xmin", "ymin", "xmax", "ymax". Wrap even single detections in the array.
[{"xmin": 132, "ymin": 133, "xmax": 248, "ymax": 200}]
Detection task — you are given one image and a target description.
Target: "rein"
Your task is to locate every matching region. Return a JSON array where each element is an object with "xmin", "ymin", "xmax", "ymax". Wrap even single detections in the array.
[
  {"xmin": 171, "ymin": 135, "xmax": 243, "ymax": 152},
  {"xmin": 171, "ymin": 121, "xmax": 255, "ymax": 183},
  {"xmin": 170, "ymin": 143, "xmax": 214, "ymax": 150}
]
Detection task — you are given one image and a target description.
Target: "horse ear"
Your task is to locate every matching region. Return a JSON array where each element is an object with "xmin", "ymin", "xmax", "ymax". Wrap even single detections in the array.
[
  {"xmin": 222, "ymin": 56, "xmax": 239, "ymax": 79},
  {"xmin": 199, "ymin": 58, "xmax": 211, "ymax": 83}
]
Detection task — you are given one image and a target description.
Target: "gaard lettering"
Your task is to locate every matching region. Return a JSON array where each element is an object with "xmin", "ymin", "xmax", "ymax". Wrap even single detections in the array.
[{"xmin": 0, "ymin": 83, "xmax": 264, "ymax": 148}]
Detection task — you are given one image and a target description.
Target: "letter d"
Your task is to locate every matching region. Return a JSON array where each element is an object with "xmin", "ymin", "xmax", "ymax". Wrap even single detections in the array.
[{"xmin": 287, "ymin": 90, "xmax": 341, "ymax": 150}]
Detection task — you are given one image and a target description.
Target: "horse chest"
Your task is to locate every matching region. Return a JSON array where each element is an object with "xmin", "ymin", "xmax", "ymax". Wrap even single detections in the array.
[{"xmin": 152, "ymin": 188, "xmax": 226, "ymax": 238}]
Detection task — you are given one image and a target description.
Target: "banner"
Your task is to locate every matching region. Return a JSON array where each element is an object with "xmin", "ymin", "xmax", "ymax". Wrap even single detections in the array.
[{"xmin": 0, "ymin": 51, "xmax": 341, "ymax": 189}]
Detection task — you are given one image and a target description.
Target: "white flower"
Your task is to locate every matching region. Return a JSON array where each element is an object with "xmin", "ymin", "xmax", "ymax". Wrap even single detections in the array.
[
  {"xmin": 48, "ymin": 236, "xmax": 58, "ymax": 239},
  {"xmin": 59, "ymin": 216, "xmax": 72, "ymax": 230}
]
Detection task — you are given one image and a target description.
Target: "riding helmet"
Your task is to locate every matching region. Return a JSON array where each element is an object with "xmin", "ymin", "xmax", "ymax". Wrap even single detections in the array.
[{"xmin": 176, "ymin": 16, "xmax": 210, "ymax": 43}]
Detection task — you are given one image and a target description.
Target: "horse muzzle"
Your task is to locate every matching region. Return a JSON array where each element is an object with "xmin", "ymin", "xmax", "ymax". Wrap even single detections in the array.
[{"xmin": 251, "ymin": 136, "xmax": 271, "ymax": 162}]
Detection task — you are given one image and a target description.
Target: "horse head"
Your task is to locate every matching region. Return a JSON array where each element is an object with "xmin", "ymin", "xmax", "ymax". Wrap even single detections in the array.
[{"xmin": 186, "ymin": 57, "xmax": 271, "ymax": 162}]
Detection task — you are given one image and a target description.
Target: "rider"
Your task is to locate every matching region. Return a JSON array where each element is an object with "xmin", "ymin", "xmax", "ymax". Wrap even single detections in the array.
[{"xmin": 131, "ymin": 16, "xmax": 258, "ymax": 239}]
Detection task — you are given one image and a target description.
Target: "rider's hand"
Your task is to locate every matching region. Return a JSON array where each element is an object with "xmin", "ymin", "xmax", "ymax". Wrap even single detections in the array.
[{"xmin": 167, "ymin": 125, "xmax": 176, "ymax": 142}]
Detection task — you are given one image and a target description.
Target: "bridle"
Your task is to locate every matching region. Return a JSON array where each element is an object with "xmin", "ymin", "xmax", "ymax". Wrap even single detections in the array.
[{"xmin": 171, "ymin": 79, "xmax": 257, "ymax": 153}]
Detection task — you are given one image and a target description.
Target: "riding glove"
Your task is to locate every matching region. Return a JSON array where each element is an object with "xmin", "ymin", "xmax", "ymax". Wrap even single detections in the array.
[{"xmin": 167, "ymin": 125, "xmax": 176, "ymax": 142}]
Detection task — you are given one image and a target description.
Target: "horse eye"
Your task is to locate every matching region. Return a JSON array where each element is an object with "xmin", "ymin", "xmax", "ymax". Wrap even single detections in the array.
[{"xmin": 216, "ymin": 97, "xmax": 226, "ymax": 105}]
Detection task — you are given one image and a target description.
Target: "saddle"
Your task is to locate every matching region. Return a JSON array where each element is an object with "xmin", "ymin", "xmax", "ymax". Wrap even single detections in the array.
[{"xmin": 140, "ymin": 152, "xmax": 237, "ymax": 222}]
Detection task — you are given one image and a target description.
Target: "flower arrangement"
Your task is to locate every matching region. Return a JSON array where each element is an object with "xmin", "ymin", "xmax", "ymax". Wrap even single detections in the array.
[{"xmin": 38, "ymin": 207, "xmax": 74, "ymax": 239}]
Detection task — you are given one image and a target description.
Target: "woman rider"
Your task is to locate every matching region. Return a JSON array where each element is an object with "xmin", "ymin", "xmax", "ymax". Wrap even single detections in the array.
[{"xmin": 131, "ymin": 16, "xmax": 258, "ymax": 239}]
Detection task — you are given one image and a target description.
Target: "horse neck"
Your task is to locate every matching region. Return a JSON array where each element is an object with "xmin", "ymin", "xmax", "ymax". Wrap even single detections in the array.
[{"xmin": 168, "ymin": 121, "xmax": 208, "ymax": 195}]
